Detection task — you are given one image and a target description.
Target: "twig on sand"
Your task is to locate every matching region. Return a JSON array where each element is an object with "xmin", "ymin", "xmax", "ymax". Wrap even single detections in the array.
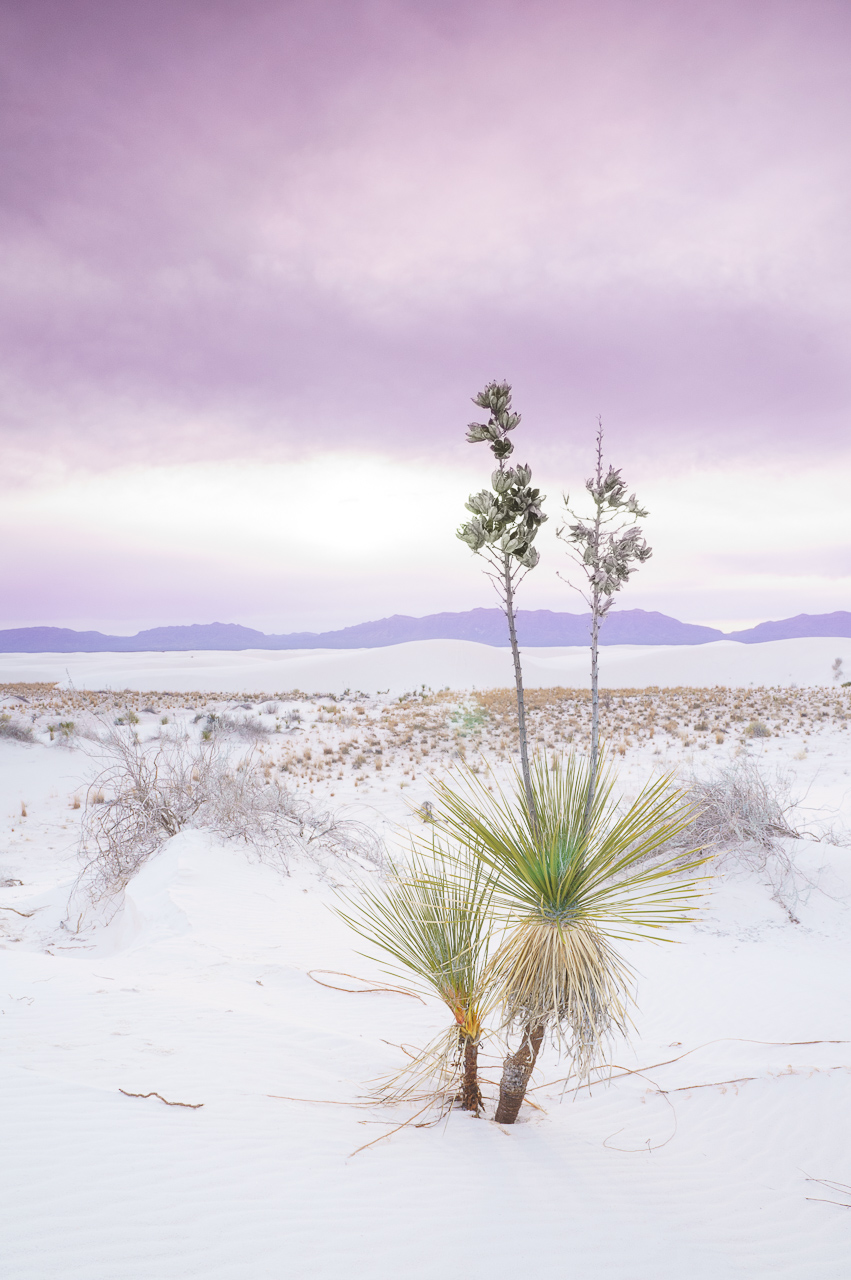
[
  {"xmin": 267, "ymin": 1091, "xmax": 450, "ymax": 1157},
  {"xmin": 347, "ymin": 1100, "xmax": 438, "ymax": 1158},
  {"xmin": 804, "ymin": 1174, "xmax": 851, "ymax": 1209},
  {"xmin": 268, "ymin": 1094, "xmax": 373, "ymax": 1107},
  {"xmin": 602, "ymin": 1068, "xmax": 679, "ymax": 1152},
  {"xmin": 307, "ymin": 970, "xmax": 425, "ymax": 1002},
  {"xmin": 657, "ymin": 1075, "xmax": 756, "ymax": 1094},
  {"xmin": 530, "ymin": 1038, "xmax": 848, "ymax": 1155},
  {"xmin": 119, "ymin": 1089, "xmax": 204, "ymax": 1109},
  {"xmin": 529, "ymin": 1037, "xmax": 849, "ymax": 1094}
]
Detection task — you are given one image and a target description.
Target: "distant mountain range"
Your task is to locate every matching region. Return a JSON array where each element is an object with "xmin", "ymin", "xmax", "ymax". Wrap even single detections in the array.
[{"xmin": 1, "ymin": 609, "xmax": 849, "ymax": 652}]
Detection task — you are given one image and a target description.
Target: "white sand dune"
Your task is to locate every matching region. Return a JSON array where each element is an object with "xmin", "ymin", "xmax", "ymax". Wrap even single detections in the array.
[
  {"xmin": 1, "ymin": 635, "xmax": 847, "ymax": 694},
  {"xmin": 2, "ymin": 801, "xmax": 850, "ymax": 1279},
  {"xmin": 2, "ymin": 811, "xmax": 850, "ymax": 1280},
  {"xmin": 1, "ymin": 683, "xmax": 850, "ymax": 1277}
]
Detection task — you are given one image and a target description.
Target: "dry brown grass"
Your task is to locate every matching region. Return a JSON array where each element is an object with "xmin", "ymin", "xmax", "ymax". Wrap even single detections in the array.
[
  {"xmin": 2, "ymin": 680, "xmax": 847, "ymax": 792},
  {"xmin": 0, "ymin": 682, "xmax": 59, "ymax": 698}
]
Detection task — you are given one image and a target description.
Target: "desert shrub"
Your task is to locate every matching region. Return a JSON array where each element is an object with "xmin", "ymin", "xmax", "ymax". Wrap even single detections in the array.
[
  {"xmin": 209, "ymin": 712, "xmax": 273, "ymax": 742},
  {"xmin": 0, "ymin": 715, "xmax": 34, "ymax": 743},
  {"xmin": 71, "ymin": 729, "xmax": 384, "ymax": 915},
  {"xmin": 671, "ymin": 757, "xmax": 805, "ymax": 917},
  {"xmin": 745, "ymin": 720, "xmax": 771, "ymax": 738},
  {"xmin": 677, "ymin": 757, "xmax": 798, "ymax": 851},
  {"xmin": 206, "ymin": 755, "xmax": 384, "ymax": 874},
  {"xmin": 74, "ymin": 730, "xmax": 211, "ymax": 906}
]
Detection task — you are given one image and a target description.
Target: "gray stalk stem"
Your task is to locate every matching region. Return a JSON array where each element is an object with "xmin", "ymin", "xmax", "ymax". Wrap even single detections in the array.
[
  {"xmin": 584, "ymin": 427, "xmax": 604, "ymax": 826},
  {"xmin": 503, "ymin": 551, "xmax": 538, "ymax": 833}
]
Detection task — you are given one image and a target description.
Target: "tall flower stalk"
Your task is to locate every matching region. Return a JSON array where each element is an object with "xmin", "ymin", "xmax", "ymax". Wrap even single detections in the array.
[
  {"xmin": 559, "ymin": 420, "xmax": 651, "ymax": 819},
  {"xmin": 457, "ymin": 381, "xmax": 546, "ymax": 828}
]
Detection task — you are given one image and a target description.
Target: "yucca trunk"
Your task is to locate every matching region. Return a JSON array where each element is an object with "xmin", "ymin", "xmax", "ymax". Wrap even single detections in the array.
[
  {"xmin": 494, "ymin": 1021, "xmax": 545, "ymax": 1124},
  {"xmin": 458, "ymin": 1034, "xmax": 483, "ymax": 1115}
]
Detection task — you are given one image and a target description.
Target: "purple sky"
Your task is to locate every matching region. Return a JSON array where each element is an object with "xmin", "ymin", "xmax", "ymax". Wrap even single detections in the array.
[{"xmin": 2, "ymin": 0, "xmax": 850, "ymax": 634}]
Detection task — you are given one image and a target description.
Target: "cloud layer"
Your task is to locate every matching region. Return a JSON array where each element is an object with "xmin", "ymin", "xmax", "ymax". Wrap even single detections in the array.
[{"xmin": 2, "ymin": 0, "xmax": 849, "ymax": 628}]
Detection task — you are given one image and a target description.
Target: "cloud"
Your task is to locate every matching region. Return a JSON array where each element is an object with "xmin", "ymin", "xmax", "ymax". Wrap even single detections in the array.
[
  {"xmin": 2, "ymin": 449, "xmax": 848, "ymax": 632},
  {"xmin": 2, "ymin": 0, "xmax": 850, "ymax": 477},
  {"xmin": 2, "ymin": 1, "xmax": 849, "ymax": 630}
]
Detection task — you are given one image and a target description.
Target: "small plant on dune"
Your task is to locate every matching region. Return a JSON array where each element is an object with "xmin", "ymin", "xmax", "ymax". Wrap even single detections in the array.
[
  {"xmin": 74, "ymin": 729, "xmax": 211, "ymax": 909},
  {"xmin": 671, "ymin": 756, "xmax": 807, "ymax": 916},
  {"xmin": 208, "ymin": 711, "xmax": 273, "ymax": 742},
  {"xmin": 677, "ymin": 756, "xmax": 798, "ymax": 852},
  {"xmin": 0, "ymin": 714, "xmax": 35, "ymax": 743},
  {"xmin": 338, "ymin": 848, "xmax": 495, "ymax": 1113},
  {"xmin": 457, "ymin": 380, "xmax": 547, "ymax": 825},
  {"xmin": 431, "ymin": 754, "xmax": 704, "ymax": 1123},
  {"xmin": 71, "ymin": 728, "xmax": 383, "ymax": 921},
  {"xmin": 558, "ymin": 420, "xmax": 651, "ymax": 817}
]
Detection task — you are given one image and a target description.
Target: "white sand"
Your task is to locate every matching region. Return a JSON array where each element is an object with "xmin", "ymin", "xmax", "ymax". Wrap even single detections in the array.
[
  {"xmin": 1, "ymin": 634, "xmax": 847, "ymax": 694},
  {"xmin": 1, "ymin": 649, "xmax": 850, "ymax": 1277}
]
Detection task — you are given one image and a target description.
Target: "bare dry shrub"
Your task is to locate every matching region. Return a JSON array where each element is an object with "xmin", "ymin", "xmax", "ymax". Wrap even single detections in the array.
[
  {"xmin": 72, "ymin": 728, "xmax": 384, "ymax": 913},
  {"xmin": 208, "ymin": 712, "xmax": 273, "ymax": 742},
  {"xmin": 671, "ymin": 756, "xmax": 805, "ymax": 917},
  {"xmin": 204, "ymin": 752, "xmax": 385, "ymax": 875},
  {"xmin": 75, "ymin": 730, "xmax": 211, "ymax": 906},
  {"xmin": 681, "ymin": 756, "xmax": 798, "ymax": 850},
  {"xmin": 0, "ymin": 714, "xmax": 35, "ymax": 743}
]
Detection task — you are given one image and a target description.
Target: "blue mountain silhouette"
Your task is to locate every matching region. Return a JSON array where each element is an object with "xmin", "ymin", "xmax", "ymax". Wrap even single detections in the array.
[{"xmin": 1, "ymin": 609, "xmax": 849, "ymax": 652}]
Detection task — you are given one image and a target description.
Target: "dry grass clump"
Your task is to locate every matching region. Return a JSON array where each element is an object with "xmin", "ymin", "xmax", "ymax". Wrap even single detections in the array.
[
  {"xmin": 0, "ymin": 682, "xmax": 59, "ymax": 699},
  {"xmin": 459, "ymin": 683, "xmax": 849, "ymax": 763}
]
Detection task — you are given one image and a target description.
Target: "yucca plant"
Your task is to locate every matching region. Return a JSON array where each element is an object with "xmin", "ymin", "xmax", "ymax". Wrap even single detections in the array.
[
  {"xmin": 336, "ymin": 847, "xmax": 495, "ymax": 1114},
  {"xmin": 430, "ymin": 753, "xmax": 705, "ymax": 1123}
]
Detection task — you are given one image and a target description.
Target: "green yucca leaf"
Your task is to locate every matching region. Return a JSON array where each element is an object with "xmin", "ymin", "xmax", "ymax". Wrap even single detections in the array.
[
  {"xmin": 335, "ymin": 844, "xmax": 496, "ymax": 1039},
  {"xmin": 429, "ymin": 753, "xmax": 706, "ymax": 945}
]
